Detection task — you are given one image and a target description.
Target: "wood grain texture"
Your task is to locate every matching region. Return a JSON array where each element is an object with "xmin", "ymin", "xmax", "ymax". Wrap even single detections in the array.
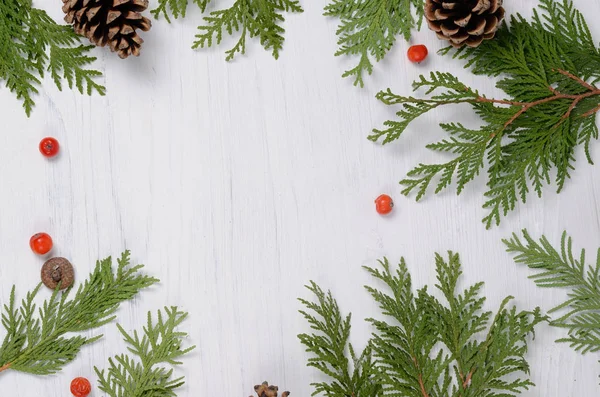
[{"xmin": 1, "ymin": 0, "xmax": 600, "ymax": 395}]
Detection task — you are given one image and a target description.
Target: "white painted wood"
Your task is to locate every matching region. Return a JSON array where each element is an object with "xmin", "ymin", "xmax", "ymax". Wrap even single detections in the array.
[{"xmin": 1, "ymin": 0, "xmax": 600, "ymax": 395}]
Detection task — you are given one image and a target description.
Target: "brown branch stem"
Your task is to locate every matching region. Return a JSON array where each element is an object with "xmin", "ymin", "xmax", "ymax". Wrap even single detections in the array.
[
  {"xmin": 0, "ymin": 362, "xmax": 11, "ymax": 373},
  {"xmin": 562, "ymin": 96, "xmax": 584, "ymax": 120},
  {"xmin": 417, "ymin": 69, "xmax": 600, "ymax": 133},
  {"xmin": 412, "ymin": 356, "xmax": 430, "ymax": 397},
  {"xmin": 553, "ymin": 68, "xmax": 596, "ymax": 91},
  {"xmin": 583, "ymin": 103, "xmax": 600, "ymax": 118},
  {"xmin": 462, "ymin": 369, "xmax": 474, "ymax": 388},
  {"xmin": 474, "ymin": 69, "xmax": 600, "ymax": 131},
  {"xmin": 418, "ymin": 374, "xmax": 429, "ymax": 397}
]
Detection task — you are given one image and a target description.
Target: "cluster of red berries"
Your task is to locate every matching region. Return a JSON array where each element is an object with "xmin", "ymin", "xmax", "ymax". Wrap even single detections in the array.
[{"xmin": 34, "ymin": 138, "xmax": 91, "ymax": 397}]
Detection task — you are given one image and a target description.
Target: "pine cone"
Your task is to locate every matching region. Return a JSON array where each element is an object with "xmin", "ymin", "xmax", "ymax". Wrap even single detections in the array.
[
  {"xmin": 62, "ymin": 0, "xmax": 152, "ymax": 58},
  {"xmin": 251, "ymin": 381, "xmax": 290, "ymax": 397},
  {"xmin": 425, "ymin": 0, "xmax": 505, "ymax": 48}
]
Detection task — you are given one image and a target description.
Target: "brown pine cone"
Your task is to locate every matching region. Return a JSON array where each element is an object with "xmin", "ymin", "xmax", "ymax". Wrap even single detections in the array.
[
  {"xmin": 62, "ymin": 0, "xmax": 152, "ymax": 58},
  {"xmin": 425, "ymin": 0, "xmax": 505, "ymax": 48},
  {"xmin": 251, "ymin": 381, "xmax": 290, "ymax": 397}
]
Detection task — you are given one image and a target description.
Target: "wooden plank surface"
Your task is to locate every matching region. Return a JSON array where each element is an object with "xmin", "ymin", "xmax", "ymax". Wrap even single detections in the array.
[{"xmin": 1, "ymin": 0, "xmax": 600, "ymax": 395}]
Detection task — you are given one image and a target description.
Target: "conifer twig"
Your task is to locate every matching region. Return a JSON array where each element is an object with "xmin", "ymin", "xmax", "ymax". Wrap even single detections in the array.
[
  {"xmin": 152, "ymin": 0, "xmax": 303, "ymax": 60},
  {"xmin": 1, "ymin": 0, "xmax": 105, "ymax": 116},
  {"xmin": 0, "ymin": 251, "xmax": 157, "ymax": 377},
  {"xmin": 324, "ymin": 0, "xmax": 424, "ymax": 87},
  {"xmin": 299, "ymin": 254, "xmax": 545, "ymax": 397},
  {"xmin": 371, "ymin": 0, "xmax": 600, "ymax": 229},
  {"xmin": 505, "ymin": 230, "xmax": 600, "ymax": 360},
  {"xmin": 95, "ymin": 307, "xmax": 195, "ymax": 397},
  {"xmin": 391, "ymin": 69, "xmax": 600, "ymax": 132}
]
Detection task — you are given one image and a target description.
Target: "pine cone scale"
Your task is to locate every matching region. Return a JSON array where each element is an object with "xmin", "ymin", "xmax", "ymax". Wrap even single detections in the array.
[
  {"xmin": 425, "ymin": 0, "xmax": 505, "ymax": 48},
  {"xmin": 132, "ymin": 0, "xmax": 149, "ymax": 9},
  {"xmin": 63, "ymin": 0, "xmax": 151, "ymax": 58},
  {"xmin": 441, "ymin": 25, "xmax": 460, "ymax": 35},
  {"xmin": 125, "ymin": 11, "xmax": 142, "ymax": 20},
  {"xmin": 456, "ymin": 14, "xmax": 471, "ymax": 27},
  {"xmin": 106, "ymin": 10, "xmax": 121, "ymax": 23},
  {"xmin": 131, "ymin": 33, "xmax": 143, "ymax": 44},
  {"xmin": 468, "ymin": 19, "xmax": 486, "ymax": 35},
  {"xmin": 121, "ymin": 25, "xmax": 134, "ymax": 35}
]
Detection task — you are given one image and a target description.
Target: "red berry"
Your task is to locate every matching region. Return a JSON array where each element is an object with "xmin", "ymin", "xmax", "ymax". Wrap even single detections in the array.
[
  {"xmin": 375, "ymin": 194, "xmax": 394, "ymax": 215},
  {"xmin": 70, "ymin": 377, "xmax": 92, "ymax": 397},
  {"xmin": 407, "ymin": 44, "xmax": 428, "ymax": 63},
  {"xmin": 39, "ymin": 137, "xmax": 60, "ymax": 157},
  {"xmin": 29, "ymin": 233, "xmax": 53, "ymax": 255}
]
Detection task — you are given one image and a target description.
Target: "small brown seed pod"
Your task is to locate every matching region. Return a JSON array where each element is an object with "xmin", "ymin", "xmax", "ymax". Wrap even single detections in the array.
[
  {"xmin": 252, "ymin": 382, "xmax": 290, "ymax": 397},
  {"xmin": 41, "ymin": 257, "xmax": 75, "ymax": 290}
]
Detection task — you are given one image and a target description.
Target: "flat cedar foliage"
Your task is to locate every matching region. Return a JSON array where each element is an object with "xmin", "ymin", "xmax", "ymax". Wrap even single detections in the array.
[
  {"xmin": 151, "ymin": 0, "xmax": 303, "ymax": 60},
  {"xmin": 0, "ymin": 0, "xmax": 105, "ymax": 116},
  {"xmin": 371, "ymin": 0, "xmax": 600, "ymax": 228},
  {"xmin": 0, "ymin": 252, "xmax": 157, "ymax": 377},
  {"xmin": 96, "ymin": 307, "xmax": 195, "ymax": 397},
  {"xmin": 505, "ymin": 230, "xmax": 600, "ymax": 361},
  {"xmin": 299, "ymin": 253, "xmax": 545, "ymax": 397},
  {"xmin": 324, "ymin": 0, "xmax": 424, "ymax": 87}
]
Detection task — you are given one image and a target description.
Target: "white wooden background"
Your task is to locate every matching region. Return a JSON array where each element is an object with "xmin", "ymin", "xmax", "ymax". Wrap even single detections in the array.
[{"xmin": 1, "ymin": 0, "xmax": 600, "ymax": 395}]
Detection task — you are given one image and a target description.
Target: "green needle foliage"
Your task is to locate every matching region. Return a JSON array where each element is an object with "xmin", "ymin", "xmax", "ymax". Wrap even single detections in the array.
[
  {"xmin": 504, "ymin": 230, "xmax": 600, "ymax": 358},
  {"xmin": 151, "ymin": 0, "xmax": 303, "ymax": 61},
  {"xmin": 299, "ymin": 253, "xmax": 545, "ymax": 397},
  {"xmin": 95, "ymin": 307, "xmax": 195, "ymax": 397},
  {"xmin": 0, "ymin": 251, "xmax": 157, "ymax": 377},
  {"xmin": 370, "ymin": 0, "xmax": 600, "ymax": 228},
  {"xmin": 324, "ymin": 0, "xmax": 423, "ymax": 87},
  {"xmin": 299, "ymin": 282, "xmax": 381, "ymax": 397},
  {"xmin": 0, "ymin": 0, "xmax": 105, "ymax": 116}
]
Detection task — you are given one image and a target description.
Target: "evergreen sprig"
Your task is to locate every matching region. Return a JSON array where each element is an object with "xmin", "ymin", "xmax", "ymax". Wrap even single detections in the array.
[
  {"xmin": 0, "ymin": 0, "xmax": 105, "ymax": 116},
  {"xmin": 371, "ymin": 0, "xmax": 600, "ymax": 228},
  {"xmin": 95, "ymin": 307, "xmax": 195, "ymax": 397},
  {"xmin": 0, "ymin": 251, "xmax": 157, "ymax": 377},
  {"xmin": 504, "ymin": 230, "xmax": 600, "ymax": 357},
  {"xmin": 324, "ymin": 0, "xmax": 423, "ymax": 87},
  {"xmin": 299, "ymin": 253, "xmax": 545, "ymax": 397},
  {"xmin": 151, "ymin": 0, "xmax": 303, "ymax": 60},
  {"xmin": 299, "ymin": 282, "xmax": 381, "ymax": 397}
]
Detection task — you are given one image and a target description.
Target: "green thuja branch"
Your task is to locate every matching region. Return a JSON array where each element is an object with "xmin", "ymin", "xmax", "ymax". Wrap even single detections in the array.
[
  {"xmin": 372, "ymin": 0, "xmax": 600, "ymax": 228},
  {"xmin": 299, "ymin": 282, "xmax": 381, "ymax": 397},
  {"xmin": 151, "ymin": 0, "xmax": 211, "ymax": 21},
  {"xmin": 504, "ymin": 230, "xmax": 600, "ymax": 356},
  {"xmin": 95, "ymin": 307, "xmax": 195, "ymax": 397},
  {"xmin": 299, "ymin": 253, "xmax": 545, "ymax": 397},
  {"xmin": 0, "ymin": 251, "xmax": 157, "ymax": 377},
  {"xmin": 151, "ymin": 0, "xmax": 303, "ymax": 60},
  {"xmin": 325, "ymin": 0, "xmax": 423, "ymax": 87},
  {"xmin": 0, "ymin": 0, "xmax": 105, "ymax": 116}
]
